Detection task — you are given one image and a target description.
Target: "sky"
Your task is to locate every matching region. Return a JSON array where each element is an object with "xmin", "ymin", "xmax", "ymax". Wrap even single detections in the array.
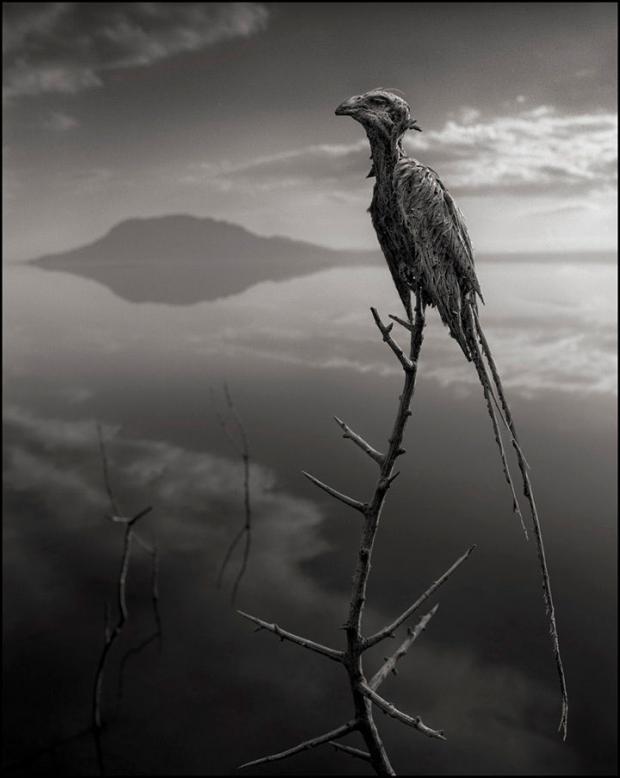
[
  {"xmin": 2, "ymin": 2, "xmax": 618, "ymax": 261},
  {"xmin": 2, "ymin": 6, "xmax": 618, "ymax": 775}
]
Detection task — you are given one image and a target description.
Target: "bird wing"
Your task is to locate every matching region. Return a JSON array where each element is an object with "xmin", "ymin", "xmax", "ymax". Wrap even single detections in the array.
[{"xmin": 394, "ymin": 159, "xmax": 484, "ymax": 305}]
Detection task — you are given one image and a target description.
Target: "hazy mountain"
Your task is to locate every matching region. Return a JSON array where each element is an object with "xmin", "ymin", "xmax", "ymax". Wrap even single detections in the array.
[
  {"xmin": 29, "ymin": 215, "xmax": 615, "ymax": 305},
  {"xmin": 29, "ymin": 214, "xmax": 379, "ymax": 304}
]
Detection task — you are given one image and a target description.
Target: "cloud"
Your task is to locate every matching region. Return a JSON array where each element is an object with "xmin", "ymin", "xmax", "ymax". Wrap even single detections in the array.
[
  {"xmin": 196, "ymin": 105, "xmax": 617, "ymax": 199},
  {"xmin": 187, "ymin": 140, "xmax": 370, "ymax": 191},
  {"xmin": 185, "ymin": 263, "xmax": 617, "ymax": 397},
  {"xmin": 3, "ymin": 405, "xmax": 584, "ymax": 775},
  {"xmin": 3, "ymin": 3, "xmax": 269, "ymax": 100},
  {"xmin": 3, "ymin": 404, "xmax": 330, "ymax": 600},
  {"xmin": 44, "ymin": 111, "xmax": 79, "ymax": 131},
  {"xmin": 406, "ymin": 106, "xmax": 618, "ymax": 196}
]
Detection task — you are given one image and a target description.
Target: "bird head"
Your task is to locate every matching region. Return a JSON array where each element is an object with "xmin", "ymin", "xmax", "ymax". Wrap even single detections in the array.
[{"xmin": 335, "ymin": 88, "xmax": 421, "ymax": 138}]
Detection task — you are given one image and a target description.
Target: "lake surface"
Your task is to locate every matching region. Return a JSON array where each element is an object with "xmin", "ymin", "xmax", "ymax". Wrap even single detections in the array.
[{"xmin": 3, "ymin": 257, "xmax": 617, "ymax": 775}]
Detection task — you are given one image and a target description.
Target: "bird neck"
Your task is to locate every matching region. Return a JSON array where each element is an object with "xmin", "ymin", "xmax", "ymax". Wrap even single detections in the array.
[{"xmin": 366, "ymin": 129, "xmax": 404, "ymax": 182}]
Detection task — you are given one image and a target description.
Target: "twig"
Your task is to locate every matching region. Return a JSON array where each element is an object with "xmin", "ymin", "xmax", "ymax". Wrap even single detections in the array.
[
  {"xmin": 239, "ymin": 721, "xmax": 357, "ymax": 769},
  {"xmin": 113, "ymin": 629, "xmax": 161, "ymax": 720},
  {"xmin": 369, "ymin": 606, "xmax": 439, "ymax": 690},
  {"xmin": 388, "ymin": 313, "xmax": 415, "ymax": 332},
  {"xmin": 360, "ymin": 684, "xmax": 446, "ymax": 741},
  {"xmin": 92, "ymin": 426, "xmax": 156, "ymax": 732},
  {"xmin": 97, "ymin": 424, "xmax": 120, "ymax": 518},
  {"xmin": 334, "ymin": 416, "xmax": 385, "ymax": 466},
  {"xmin": 112, "ymin": 538, "xmax": 162, "ymax": 719},
  {"xmin": 329, "ymin": 741, "xmax": 372, "ymax": 762},
  {"xmin": 370, "ymin": 307, "xmax": 414, "ymax": 371},
  {"xmin": 217, "ymin": 526, "xmax": 245, "ymax": 588},
  {"xmin": 364, "ymin": 546, "xmax": 476, "ymax": 650},
  {"xmin": 237, "ymin": 611, "xmax": 343, "ymax": 662},
  {"xmin": 301, "ymin": 470, "xmax": 367, "ymax": 513}
]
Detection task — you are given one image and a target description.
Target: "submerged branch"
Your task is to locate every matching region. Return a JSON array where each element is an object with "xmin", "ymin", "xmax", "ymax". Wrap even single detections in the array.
[{"xmin": 92, "ymin": 425, "xmax": 156, "ymax": 732}]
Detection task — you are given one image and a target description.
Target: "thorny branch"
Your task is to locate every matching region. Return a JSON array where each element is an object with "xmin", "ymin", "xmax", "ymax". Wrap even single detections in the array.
[
  {"xmin": 369, "ymin": 606, "xmax": 439, "ymax": 690},
  {"xmin": 93, "ymin": 425, "xmax": 158, "ymax": 733},
  {"xmin": 329, "ymin": 741, "xmax": 372, "ymax": 762},
  {"xmin": 238, "ymin": 291, "xmax": 476, "ymax": 775},
  {"xmin": 237, "ymin": 610, "xmax": 343, "ymax": 662},
  {"xmin": 7, "ymin": 428, "xmax": 162, "ymax": 776},
  {"xmin": 363, "ymin": 546, "xmax": 476, "ymax": 650},
  {"xmin": 238, "ymin": 722, "xmax": 357, "ymax": 770}
]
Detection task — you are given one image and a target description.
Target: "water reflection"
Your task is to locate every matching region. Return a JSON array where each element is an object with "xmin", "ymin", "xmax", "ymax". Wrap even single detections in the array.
[{"xmin": 2, "ymin": 258, "xmax": 617, "ymax": 775}]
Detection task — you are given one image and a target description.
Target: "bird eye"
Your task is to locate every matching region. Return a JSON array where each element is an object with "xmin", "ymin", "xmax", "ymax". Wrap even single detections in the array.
[{"xmin": 369, "ymin": 95, "xmax": 388, "ymax": 107}]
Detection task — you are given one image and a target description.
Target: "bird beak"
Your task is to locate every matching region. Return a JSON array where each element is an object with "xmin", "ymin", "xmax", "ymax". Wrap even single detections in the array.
[
  {"xmin": 408, "ymin": 119, "xmax": 422, "ymax": 132},
  {"xmin": 335, "ymin": 96, "xmax": 362, "ymax": 116}
]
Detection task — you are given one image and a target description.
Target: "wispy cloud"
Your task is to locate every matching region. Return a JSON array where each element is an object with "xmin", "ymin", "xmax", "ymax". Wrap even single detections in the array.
[
  {"xmin": 409, "ymin": 106, "xmax": 618, "ymax": 196},
  {"xmin": 44, "ymin": 111, "xmax": 79, "ymax": 131},
  {"xmin": 184, "ymin": 140, "xmax": 369, "ymax": 191},
  {"xmin": 187, "ymin": 263, "xmax": 617, "ymax": 397},
  {"xmin": 3, "ymin": 2, "xmax": 269, "ymax": 100},
  {"xmin": 3, "ymin": 404, "xmax": 329, "ymax": 599},
  {"xmin": 195, "ymin": 105, "xmax": 617, "ymax": 199}
]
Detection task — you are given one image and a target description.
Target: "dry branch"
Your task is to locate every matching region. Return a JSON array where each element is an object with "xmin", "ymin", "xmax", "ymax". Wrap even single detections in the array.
[
  {"xmin": 369, "ymin": 606, "xmax": 439, "ymax": 690},
  {"xmin": 238, "ymin": 291, "xmax": 475, "ymax": 774},
  {"xmin": 238, "ymin": 721, "xmax": 357, "ymax": 770},
  {"xmin": 329, "ymin": 740, "xmax": 372, "ymax": 762},
  {"xmin": 360, "ymin": 684, "xmax": 446, "ymax": 741},
  {"xmin": 364, "ymin": 546, "xmax": 476, "ymax": 650},
  {"xmin": 302, "ymin": 470, "xmax": 367, "ymax": 513},
  {"xmin": 92, "ymin": 425, "xmax": 158, "ymax": 732},
  {"xmin": 237, "ymin": 610, "xmax": 343, "ymax": 662},
  {"xmin": 371, "ymin": 307, "xmax": 414, "ymax": 371},
  {"xmin": 334, "ymin": 416, "xmax": 385, "ymax": 466}
]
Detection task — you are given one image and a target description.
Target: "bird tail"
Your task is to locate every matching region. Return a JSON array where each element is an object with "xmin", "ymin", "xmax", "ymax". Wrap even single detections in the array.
[
  {"xmin": 461, "ymin": 304, "xmax": 529, "ymax": 539},
  {"xmin": 465, "ymin": 303, "xmax": 569, "ymax": 740}
]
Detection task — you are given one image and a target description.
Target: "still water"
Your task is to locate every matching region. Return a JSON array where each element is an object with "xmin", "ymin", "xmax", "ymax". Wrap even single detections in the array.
[{"xmin": 3, "ymin": 258, "xmax": 617, "ymax": 775}]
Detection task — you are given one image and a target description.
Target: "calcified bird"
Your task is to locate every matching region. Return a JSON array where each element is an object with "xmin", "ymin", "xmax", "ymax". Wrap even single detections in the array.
[{"xmin": 335, "ymin": 88, "xmax": 568, "ymax": 739}]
